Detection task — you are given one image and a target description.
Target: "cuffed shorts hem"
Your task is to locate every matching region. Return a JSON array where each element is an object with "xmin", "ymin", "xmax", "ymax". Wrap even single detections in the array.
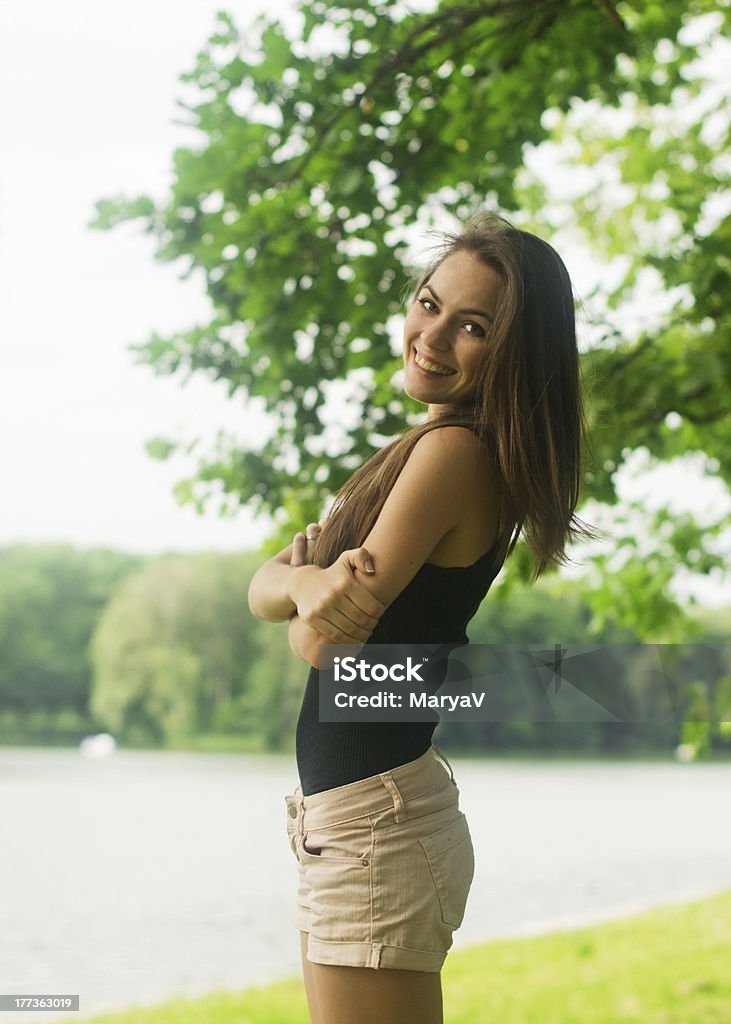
[{"xmin": 305, "ymin": 936, "xmax": 446, "ymax": 973}]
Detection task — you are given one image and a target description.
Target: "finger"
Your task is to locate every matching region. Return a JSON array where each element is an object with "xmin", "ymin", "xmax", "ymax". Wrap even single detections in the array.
[
  {"xmin": 332, "ymin": 559, "xmax": 384, "ymax": 619},
  {"xmin": 341, "ymin": 597, "xmax": 382, "ymax": 631},
  {"xmin": 290, "ymin": 532, "xmax": 308, "ymax": 567},
  {"xmin": 299, "ymin": 583, "xmax": 379, "ymax": 637},
  {"xmin": 340, "ymin": 545, "xmax": 375, "ymax": 575},
  {"xmin": 304, "ymin": 609, "xmax": 372, "ymax": 644},
  {"xmin": 320, "ymin": 610, "xmax": 371, "ymax": 644},
  {"xmin": 341, "ymin": 578, "xmax": 385, "ymax": 620},
  {"xmin": 304, "ymin": 620, "xmax": 370, "ymax": 645},
  {"xmin": 351, "ymin": 546, "xmax": 375, "ymax": 575},
  {"xmin": 305, "ymin": 522, "xmax": 322, "ymax": 541},
  {"xmin": 322, "ymin": 596, "xmax": 380, "ymax": 637}
]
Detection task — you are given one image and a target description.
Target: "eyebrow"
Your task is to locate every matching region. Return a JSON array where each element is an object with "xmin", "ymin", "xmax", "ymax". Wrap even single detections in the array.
[{"xmin": 422, "ymin": 283, "xmax": 495, "ymax": 324}]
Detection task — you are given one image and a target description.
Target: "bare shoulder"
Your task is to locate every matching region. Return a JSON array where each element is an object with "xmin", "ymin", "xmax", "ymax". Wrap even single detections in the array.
[
  {"xmin": 412, "ymin": 426, "xmax": 502, "ymax": 566},
  {"xmin": 410, "ymin": 425, "xmax": 493, "ymax": 477},
  {"xmin": 354, "ymin": 425, "xmax": 500, "ymax": 602}
]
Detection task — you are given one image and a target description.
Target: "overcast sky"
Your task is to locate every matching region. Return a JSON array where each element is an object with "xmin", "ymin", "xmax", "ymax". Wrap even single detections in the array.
[
  {"xmin": 0, "ymin": 1, "xmax": 728, "ymax": 605},
  {"xmin": 0, "ymin": 0, "xmax": 289, "ymax": 555}
]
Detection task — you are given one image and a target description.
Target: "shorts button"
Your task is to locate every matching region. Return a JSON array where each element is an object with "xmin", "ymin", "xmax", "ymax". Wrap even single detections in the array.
[
  {"xmin": 288, "ymin": 805, "xmax": 297, "ymax": 819},
  {"xmin": 361, "ymin": 859, "xmax": 369, "ymax": 867}
]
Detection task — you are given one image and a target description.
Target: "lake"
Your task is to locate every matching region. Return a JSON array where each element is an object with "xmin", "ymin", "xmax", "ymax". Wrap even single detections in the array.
[{"xmin": 2, "ymin": 747, "xmax": 730, "ymax": 1021}]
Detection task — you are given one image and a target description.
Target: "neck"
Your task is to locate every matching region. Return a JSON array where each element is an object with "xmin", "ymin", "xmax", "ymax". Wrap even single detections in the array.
[{"xmin": 427, "ymin": 402, "xmax": 474, "ymax": 423}]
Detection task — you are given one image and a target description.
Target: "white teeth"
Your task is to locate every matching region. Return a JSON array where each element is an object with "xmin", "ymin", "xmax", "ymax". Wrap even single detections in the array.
[{"xmin": 414, "ymin": 352, "xmax": 454, "ymax": 376}]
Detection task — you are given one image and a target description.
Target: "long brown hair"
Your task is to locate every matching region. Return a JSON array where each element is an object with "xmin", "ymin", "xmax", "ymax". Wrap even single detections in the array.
[{"xmin": 311, "ymin": 212, "xmax": 596, "ymax": 581}]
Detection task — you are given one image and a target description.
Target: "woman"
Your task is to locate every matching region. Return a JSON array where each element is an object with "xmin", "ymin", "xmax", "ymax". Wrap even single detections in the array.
[{"xmin": 248, "ymin": 212, "xmax": 593, "ymax": 1024}]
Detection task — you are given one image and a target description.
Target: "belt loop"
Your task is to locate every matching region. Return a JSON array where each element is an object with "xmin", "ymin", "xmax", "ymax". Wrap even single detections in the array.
[
  {"xmin": 380, "ymin": 772, "xmax": 405, "ymax": 823},
  {"xmin": 431, "ymin": 743, "xmax": 455, "ymax": 784},
  {"xmin": 297, "ymin": 788, "xmax": 305, "ymax": 835}
]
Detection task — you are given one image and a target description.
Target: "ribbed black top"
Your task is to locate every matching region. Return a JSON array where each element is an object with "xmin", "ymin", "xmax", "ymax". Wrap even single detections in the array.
[{"xmin": 295, "ymin": 543, "xmax": 503, "ymax": 795}]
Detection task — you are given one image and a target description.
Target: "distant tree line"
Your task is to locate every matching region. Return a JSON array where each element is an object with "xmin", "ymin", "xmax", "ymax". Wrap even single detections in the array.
[{"xmin": 1, "ymin": 543, "xmax": 729, "ymax": 758}]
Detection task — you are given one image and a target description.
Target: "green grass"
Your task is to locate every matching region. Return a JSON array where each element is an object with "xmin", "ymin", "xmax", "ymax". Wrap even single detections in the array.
[
  {"xmin": 62, "ymin": 890, "xmax": 731, "ymax": 1023},
  {"xmin": 445, "ymin": 891, "xmax": 731, "ymax": 1024}
]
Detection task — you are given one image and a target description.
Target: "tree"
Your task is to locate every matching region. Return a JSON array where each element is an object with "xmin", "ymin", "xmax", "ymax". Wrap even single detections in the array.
[
  {"xmin": 91, "ymin": 0, "xmax": 730, "ymax": 636},
  {"xmin": 89, "ymin": 551, "xmax": 292, "ymax": 744},
  {"xmin": 0, "ymin": 545, "xmax": 142, "ymax": 723}
]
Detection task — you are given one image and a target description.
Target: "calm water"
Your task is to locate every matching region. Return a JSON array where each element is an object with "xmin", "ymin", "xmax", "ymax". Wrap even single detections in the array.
[{"xmin": 2, "ymin": 747, "xmax": 731, "ymax": 1021}]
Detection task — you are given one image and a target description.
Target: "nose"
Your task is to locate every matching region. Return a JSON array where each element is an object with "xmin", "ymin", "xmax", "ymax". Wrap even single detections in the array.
[{"xmin": 420, "ymin": 317, "xmax": 451, "ymax": 351}]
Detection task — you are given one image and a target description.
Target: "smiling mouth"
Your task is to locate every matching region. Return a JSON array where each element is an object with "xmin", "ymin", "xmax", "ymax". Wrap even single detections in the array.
[{"xmin": 413, "ymin": 350, "xmax": 456, "ymax": 376}]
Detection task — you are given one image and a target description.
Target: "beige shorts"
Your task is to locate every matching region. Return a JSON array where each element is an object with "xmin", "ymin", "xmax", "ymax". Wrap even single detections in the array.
[{"xmin": 285, "ymin": 745, "xmax": 474, "ymax": 972}]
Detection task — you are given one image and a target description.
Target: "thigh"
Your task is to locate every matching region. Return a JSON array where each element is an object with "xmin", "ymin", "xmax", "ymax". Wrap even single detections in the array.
[
  {"xmin": 308, "ymin": 959, "xmax": 443, "ymax": 1024},
  {"xmin": 300, "ymin": 930, "xmax": 321, "ymax": 1024}
]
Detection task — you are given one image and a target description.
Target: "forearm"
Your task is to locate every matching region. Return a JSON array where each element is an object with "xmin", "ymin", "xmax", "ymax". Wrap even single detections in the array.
[
  {"xmin": 288, "ymin": 615, "xmax": 326, "ymax": 668},
  {"xmin": 247, "ymin": 550, "xmax": 319, "ymax": 622},
  {"xmin": 250, "ymin": 543, "xmax": 383, "ymax": 641}
]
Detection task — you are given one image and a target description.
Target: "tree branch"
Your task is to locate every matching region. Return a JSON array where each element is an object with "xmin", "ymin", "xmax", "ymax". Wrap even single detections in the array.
[
  {"xmin": 594, "ymin": 0, "xmax": 627, "ymax": 32},
  {"xmin": 289, "ymin": 0, "xmax": 563, "ymax": 183}
]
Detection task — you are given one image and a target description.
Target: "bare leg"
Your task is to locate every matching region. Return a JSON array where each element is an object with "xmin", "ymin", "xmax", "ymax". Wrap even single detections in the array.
[
  {"xmin": 300, "ymin": 931, "xmax": 322, "ymax": 1024},
  {"xmin": 305, "ymin": 957, "xmax": 443, "ymax": 1024}
]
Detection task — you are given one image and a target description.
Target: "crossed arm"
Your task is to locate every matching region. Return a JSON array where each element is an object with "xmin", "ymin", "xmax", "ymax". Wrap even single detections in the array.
[
  {"xmin": 287, "ymin": 531, "xmax": 378, "ymax": 667},
  {"xmin": 247, "ymin": 534, "xmax": 384, "ymax": 666},
  {"xmin": 247, "ymin": 427, "xmax": 490, "ymax": 667},
  {"xmin": 247, "ymin": 529, "xmax": 383, "ymax": 632}
]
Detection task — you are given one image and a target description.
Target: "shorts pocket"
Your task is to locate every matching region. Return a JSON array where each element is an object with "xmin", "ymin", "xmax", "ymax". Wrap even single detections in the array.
[
  {"xmin": 419, "ymin": 813, "xmax": 474, "ymax": 928},
  {"xmin": 300, "ymin": 823, "xmax": 372, "ymax": 866},
  {"xmin": 300, "ymin": 840, "xmax": 369, "ymax": 866}
]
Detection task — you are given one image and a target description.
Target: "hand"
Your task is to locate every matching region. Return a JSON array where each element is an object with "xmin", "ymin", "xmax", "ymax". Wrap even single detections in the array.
[
  {"xmin": 290, "ymin": 547, "xmax": 384, "ymax": 644},
  {"xmin": 289, "ymin": 522, "xmax": 321, "ymax": 568}
]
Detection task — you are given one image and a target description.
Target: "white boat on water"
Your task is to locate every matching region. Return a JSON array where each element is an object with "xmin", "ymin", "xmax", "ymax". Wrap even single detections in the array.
[{"xmin": 79, "ymin": 733, "xmax": 117, "ymax": 758}]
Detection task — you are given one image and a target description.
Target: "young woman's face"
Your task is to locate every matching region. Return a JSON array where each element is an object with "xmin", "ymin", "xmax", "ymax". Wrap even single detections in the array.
[{"xmin": 402, "ymin": 251, "xmax": 501, "ymax": 412}]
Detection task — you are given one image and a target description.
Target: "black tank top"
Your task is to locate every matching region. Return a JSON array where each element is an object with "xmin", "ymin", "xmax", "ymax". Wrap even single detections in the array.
[{"xmin": 295, "ymin": 542, "xmax": 503, "ymax": 795}]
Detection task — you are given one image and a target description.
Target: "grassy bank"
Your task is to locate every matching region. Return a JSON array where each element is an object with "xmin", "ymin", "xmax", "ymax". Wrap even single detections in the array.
[{"xmin": 64, "ymin": 889, "xmax": 731, "ymax": 1023}]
